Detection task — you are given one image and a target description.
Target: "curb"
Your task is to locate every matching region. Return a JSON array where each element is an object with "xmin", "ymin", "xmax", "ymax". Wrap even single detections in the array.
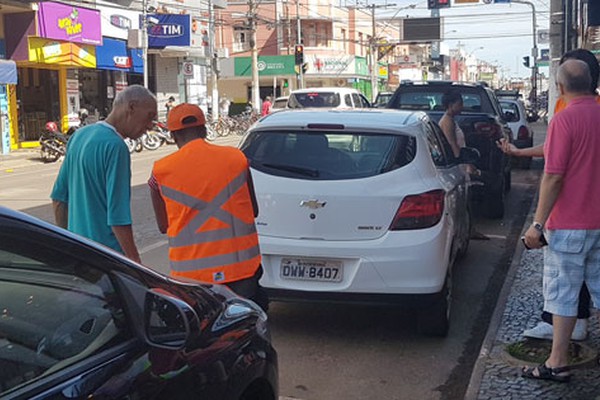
[{"xmin": 464, "ymin": 194, "xmax": 538, "ymax": 400}]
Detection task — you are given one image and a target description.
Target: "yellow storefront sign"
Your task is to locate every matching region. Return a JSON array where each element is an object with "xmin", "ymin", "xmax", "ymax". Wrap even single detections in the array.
[{"xmin": 28, "ymin": 37, "xmax": 96, "ymax": 68}]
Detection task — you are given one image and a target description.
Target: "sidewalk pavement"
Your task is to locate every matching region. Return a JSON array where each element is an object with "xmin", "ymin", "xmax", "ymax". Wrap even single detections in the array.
[
  {"xmin": 466, "ymin": 201, "xmax": 600, "ymax": 399},
  {"xmin": 0, "ymin": 148, "xmax": 41, "ymax": 170}
]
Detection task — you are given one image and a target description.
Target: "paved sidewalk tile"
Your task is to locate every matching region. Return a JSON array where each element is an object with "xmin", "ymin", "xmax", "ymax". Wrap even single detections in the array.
[{"xmin": 474, "ymin": 249, "xmax": 600, "ymax": 399}]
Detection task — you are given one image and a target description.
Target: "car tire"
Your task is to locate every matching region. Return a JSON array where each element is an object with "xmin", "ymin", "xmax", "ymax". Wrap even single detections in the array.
[
  {"xmin": 519, "ymin": 157, "xmax": 532, "ymax": 170},
  {"xmin": 482, "ymin": 175, "xmax": 505, "ymax": 219},
  {"xmin": 417, "ymin": 271, "xmax": 451, "ymax": 337}
]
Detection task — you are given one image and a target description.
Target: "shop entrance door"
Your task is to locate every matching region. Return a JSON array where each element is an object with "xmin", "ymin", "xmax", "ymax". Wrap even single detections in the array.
[{"xmin": 16, "ymin": 68, "xmax": 60, "ymax": 141}]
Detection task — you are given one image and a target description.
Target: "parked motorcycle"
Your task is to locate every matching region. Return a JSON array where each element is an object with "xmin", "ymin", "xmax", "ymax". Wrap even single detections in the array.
[
  {"xmin": 153, "ymin": 121, "xmax": 175, "ymax": 145},
  {"xmin": 141, "ymin": 131, "xmax": 162, "ymax": 150},
  {"xmin": 39, "ymin": 122, "xmax": 72, "ymax": 163},
  {"xmin": 124, "ymin": 137, "xmax": 143, "ymax": 154}
]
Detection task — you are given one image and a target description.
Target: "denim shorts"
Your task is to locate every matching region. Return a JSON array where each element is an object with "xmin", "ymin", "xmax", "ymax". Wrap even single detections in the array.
[{"xmin": 543, "ymin": 229, "xmax": 600, "ymax": 317}]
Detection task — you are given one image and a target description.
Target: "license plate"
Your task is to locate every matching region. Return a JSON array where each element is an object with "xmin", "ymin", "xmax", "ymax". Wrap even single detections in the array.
[{"xmin": 280, "ymin": 258, "xmax": 343, "ymax": 282}]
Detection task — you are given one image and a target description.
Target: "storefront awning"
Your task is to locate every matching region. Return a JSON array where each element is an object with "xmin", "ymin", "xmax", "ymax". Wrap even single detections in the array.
[
  {"xmin": 96, "ymin": 37, "xmax": 143, "ymax": 74},
  {"xmin": 0, "ymin": 60, "xmax": 17, "ymax": 84}
]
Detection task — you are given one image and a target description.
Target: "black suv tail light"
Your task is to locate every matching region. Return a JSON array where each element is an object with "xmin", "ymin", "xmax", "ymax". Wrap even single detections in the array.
[
  {"xmin": 474, "ymin": 122, "xmax": 503, "ymax": 140},
  {"xmin": 389, "ymin": 190, "xmax": 445, "ymax": 230}
]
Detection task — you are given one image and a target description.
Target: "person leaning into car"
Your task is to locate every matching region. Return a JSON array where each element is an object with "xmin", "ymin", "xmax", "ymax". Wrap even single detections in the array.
[
  {"xmin": 521, "ymin": 59, "xmax": 600, "ymax": 383},
  {"xmin": 147, "ymin": 103, "xmax": 267, "ymax": 310},
  {"xmin": 51, "ymin": 85, "xmax": 158, "ymax": 264},
  {"xmin": 498, "ymin": 48, "xmax": 600, "ymax": 342}
]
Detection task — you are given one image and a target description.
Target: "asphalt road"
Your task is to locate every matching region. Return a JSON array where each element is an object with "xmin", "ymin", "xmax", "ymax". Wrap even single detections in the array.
[{"xmin": 0, "ymin": 126, "xmax": 545, "ymax": 400}]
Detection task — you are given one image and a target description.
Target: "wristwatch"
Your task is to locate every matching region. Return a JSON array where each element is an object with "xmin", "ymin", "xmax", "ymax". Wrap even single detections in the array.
[{"xmin": 532, "ymin": 221, "xmax": 544, "ymax": 232}]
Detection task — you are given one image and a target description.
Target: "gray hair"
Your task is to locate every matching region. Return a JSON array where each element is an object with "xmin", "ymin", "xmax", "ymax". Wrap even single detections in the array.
[
  {"xmin": 557, "ymin": 59, "xmax": 592, "ymax": 94},
  {"xmin": 113, "ymin": 84, "xmax": 156, "ymax": 107}
]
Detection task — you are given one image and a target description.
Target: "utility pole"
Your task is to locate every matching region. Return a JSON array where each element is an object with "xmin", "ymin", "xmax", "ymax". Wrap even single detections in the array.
[
  {"xmin": 548, "ymin": 0, "xmax": 565, "ymax": 120},
  {"xmin": 364, "ymin": 3, "xmax": 395, "ymax": 102},
  {"xmin": 296, "ymin": 0, "xmax": 303, "ymax": 89},
  {"xmin": 209, "ymin": 0, "xmax": 219, "ymax": 120},
  {"xmin": 249, "ymin": 0, "xmax": 260, "ymax": 112},
  {"xmin": 513, "ymin": 0, "xmax": 538, "ymax": 112},
  {"xmin": 142, "ymin": 0, "xmax": 149, "ymax": 89}
]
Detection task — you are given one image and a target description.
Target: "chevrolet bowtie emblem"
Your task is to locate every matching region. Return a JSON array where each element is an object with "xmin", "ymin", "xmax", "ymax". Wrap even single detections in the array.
[{"xmin": 300, "ymin": 200, "xmax": 327, "ymax": 209}]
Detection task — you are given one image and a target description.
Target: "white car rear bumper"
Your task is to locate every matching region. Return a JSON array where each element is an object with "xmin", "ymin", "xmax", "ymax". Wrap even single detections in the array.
[{"xmin": 258, "ymin": 222, "xmax": 451, "ymax": 296}]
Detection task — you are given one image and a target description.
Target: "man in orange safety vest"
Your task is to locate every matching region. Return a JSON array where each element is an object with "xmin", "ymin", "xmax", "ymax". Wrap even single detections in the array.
[{"xmin": 148, "ymin": 103, "xmax": 267, "ymax": 310}]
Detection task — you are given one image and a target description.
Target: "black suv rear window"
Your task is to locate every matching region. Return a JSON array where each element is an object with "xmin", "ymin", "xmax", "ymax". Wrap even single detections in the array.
[
  {"xmin": 241, "ymin": 131, "xmax": 416, "ymax": 180},
  {"xmin": 288, "ymin": 92, "xmax": 341, "ymax": 108},
  {"xmin": 390, "ymin": 87, "xmax": 486, "ymax": 113}
]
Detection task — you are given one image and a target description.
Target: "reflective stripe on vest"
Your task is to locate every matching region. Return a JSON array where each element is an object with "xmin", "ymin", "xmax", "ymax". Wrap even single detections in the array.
[{"xmin": 160, "ymin": 170, "xmax": 260, "ymax": 272}]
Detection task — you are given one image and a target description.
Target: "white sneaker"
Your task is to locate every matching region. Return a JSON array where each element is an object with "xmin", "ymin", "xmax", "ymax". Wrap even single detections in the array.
[
  {"xmin": 523, "ymin": 321, "xmax": 553, "ymax": 340},
  {"xmin": 571, "ymin": 319, "xmax": 588, "ymax": 341},
  {"xmin": 522, "ymin": 319, "xmax": 588, "ymax": 341}
]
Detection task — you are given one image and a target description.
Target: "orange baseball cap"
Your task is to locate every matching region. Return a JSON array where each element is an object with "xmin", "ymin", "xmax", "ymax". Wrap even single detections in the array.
[{"xmin": 167, "ymin": 103, "xmax": 206, "ymax": 132}]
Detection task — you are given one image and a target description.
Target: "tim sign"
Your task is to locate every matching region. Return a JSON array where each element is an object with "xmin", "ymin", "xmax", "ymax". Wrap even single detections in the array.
[{"xmin": 145, "ymin": 14, "xmax": 191, "ymax": 48}]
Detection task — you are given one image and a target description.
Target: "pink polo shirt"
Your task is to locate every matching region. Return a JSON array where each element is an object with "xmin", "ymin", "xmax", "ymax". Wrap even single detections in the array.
[{"xmin": 544, "ymin": 96, "xmax": 600, "ymax": 229}]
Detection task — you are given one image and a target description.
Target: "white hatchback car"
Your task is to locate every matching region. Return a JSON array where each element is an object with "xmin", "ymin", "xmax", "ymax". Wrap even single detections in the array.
[
  {"xmin": 287, "ymin": 87, "xmax": 371, "ymax": 109},
  {"xmin": 240, "ymin": 109, "xmax": 478, "ymax": 335}
]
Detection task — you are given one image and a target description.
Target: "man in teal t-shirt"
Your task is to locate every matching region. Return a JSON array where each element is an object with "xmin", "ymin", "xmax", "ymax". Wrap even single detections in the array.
[{"xmin": 51, "ymin": 85, "xmax": 157, "ymax": 263}]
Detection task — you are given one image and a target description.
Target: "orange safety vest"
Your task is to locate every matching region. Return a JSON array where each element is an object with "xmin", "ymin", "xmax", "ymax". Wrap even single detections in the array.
[
  {"xmin": 554, "ymin": 95, "xmax": 600, "ymax": 114},
  {"xmin": 152, "ymin": 139, "xmax": 261, "ymax": 284}
]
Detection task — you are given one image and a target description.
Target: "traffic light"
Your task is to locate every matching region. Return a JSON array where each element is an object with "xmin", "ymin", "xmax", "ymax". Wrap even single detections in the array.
[
  {"xmin": 282, "ymin": 79, "xmax": 289, "ymax": 88},
  {"xmin": 427, "ymin": 0, "xmax": 450, "ymax": 9},
  {"xmin": 523, "ymin": 56, "xmax": 530, "ymax": 68},
  {"xmin": 294, "ymin": 44, "xmax": 304, "ymax": 66}
]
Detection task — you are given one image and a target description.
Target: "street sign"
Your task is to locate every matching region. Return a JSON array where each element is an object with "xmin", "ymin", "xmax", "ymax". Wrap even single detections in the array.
[
  {"xmin": 182, "ymin": 61, "xmax": 194, "ymax": 78},
  {"xmin": 538, "ymin": 29, "xmax": 550, "ymax": 45}
]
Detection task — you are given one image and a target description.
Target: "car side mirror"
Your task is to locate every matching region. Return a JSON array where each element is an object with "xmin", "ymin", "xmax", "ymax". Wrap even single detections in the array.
[
  {"xmin": 144, "ymin": 288, "xmax": 200, "ymax": 350},
  {"xmin": 458, "ymin": 147, "xmax": 480, "ymax": 164}
]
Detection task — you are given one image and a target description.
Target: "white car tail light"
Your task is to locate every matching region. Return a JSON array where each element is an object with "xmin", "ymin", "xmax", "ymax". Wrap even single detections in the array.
[{"xmin": 389, "ymin": 190, "xmax": 445, "ymax": 230}]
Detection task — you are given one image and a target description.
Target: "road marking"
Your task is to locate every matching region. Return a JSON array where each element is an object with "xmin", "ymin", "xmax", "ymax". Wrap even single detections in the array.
[{"xmin": 140, "ymin": 239, "xmax": 168, "ymax": 254}]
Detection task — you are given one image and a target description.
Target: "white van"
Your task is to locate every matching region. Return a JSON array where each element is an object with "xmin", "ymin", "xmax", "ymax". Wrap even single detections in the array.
[{"xmin": 287, "ymin": 87, "xmax": 372, "ymax": 109}]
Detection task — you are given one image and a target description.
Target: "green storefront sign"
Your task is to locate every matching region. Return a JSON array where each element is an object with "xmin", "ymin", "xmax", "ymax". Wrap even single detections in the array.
[
  {"xmin": 355, "ymin": 57, "xmax": 368, "ymax": 76},
  {"xmin": 235, "ymin": 55, "xmax": 296, "ymax": 76}
]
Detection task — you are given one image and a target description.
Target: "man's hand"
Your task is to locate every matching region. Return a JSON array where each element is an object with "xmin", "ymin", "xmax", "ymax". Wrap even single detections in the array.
[
  {"xmin": 497, "ymin": 138, "xmax": 518, "ymax": 156},
  {"xmin": 524, "ymin": 225, "xmax": 544, "ymax": 249}
]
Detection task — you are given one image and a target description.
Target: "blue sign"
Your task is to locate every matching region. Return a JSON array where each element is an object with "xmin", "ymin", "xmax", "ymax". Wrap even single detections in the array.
[
  {"xmin": 494, "ymin": 0, "xmax": 511, "ymax": 3},
  {"xmin": 144, "ymin": 14, "xmax": 191, "ymax": 48},
  {"xmin": 96, "ymin": 37, "xmax": 143, "ymax": 73},
  {"xmin": 540, "ymin": 49, "xmax": 550, "ymax": 62}
]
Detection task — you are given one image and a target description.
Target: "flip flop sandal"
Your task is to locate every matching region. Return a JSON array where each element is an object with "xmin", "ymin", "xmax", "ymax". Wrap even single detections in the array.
[{"xmin": 521, "ymin": 363, "xmax": 571, "ymax": 383}]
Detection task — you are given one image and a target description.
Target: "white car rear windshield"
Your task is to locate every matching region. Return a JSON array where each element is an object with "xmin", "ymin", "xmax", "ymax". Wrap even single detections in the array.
[
  {"xmin": 288, "ymin": 92, "xmax": 341, "ymax": 108},
  {"xmin": 241, "ymin": 131, "xmax": 416, "ymax": 180}
]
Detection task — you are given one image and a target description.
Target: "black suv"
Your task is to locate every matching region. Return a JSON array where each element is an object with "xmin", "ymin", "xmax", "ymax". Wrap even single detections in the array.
[{"xmin": 387, "ymin": 81, "xmax": 512, "ymax": 218}]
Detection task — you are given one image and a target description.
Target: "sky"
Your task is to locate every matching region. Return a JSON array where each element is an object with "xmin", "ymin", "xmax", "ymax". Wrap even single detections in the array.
[{"xmin": 367, "ymin": 0, "xmax": 551, "ymax": 79}]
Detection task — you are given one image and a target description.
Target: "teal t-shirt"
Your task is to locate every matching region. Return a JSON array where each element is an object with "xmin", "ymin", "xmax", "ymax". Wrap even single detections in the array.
[{"xmin": 51, "ymin": 122, "xmax": 132, "ymax": 253}]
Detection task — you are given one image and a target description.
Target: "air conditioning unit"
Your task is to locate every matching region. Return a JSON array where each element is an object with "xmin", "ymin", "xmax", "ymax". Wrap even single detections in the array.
[
  {"xmin": 127, "ymin": 29, "xmax": 142, "ymax": 49},
  {"xmin": 216, "ymin": 48, "xmax": 230, "ymax": 58}
]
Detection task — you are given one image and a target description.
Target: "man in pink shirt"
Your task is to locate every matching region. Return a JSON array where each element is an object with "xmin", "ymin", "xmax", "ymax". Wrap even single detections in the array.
[
  {"xmin": 261, "ymin": 96, "xmax": 272, "ymax": 116},
  {"xmin": 522, "ymin": 59, "xmax": 600, "ymax": 382}
]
